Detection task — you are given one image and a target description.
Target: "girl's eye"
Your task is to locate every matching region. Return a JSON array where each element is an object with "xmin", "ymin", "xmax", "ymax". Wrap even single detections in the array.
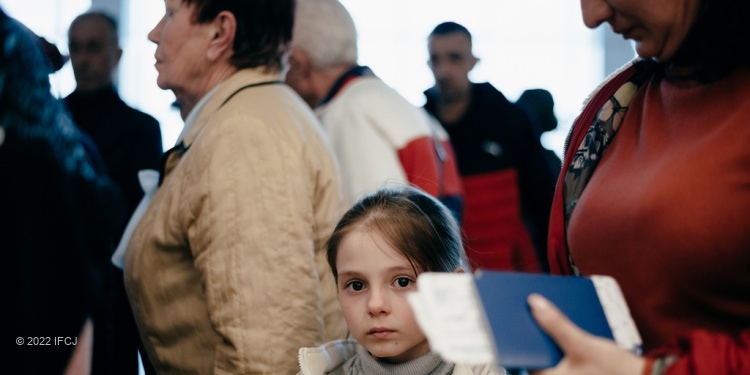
[
  {"xmin": 346, "ymin": 281, "xmax": 365, "ymax": 291},
  {"xmin": 395, "ymin": 277, "xmax": 412, "ymax": 288}
]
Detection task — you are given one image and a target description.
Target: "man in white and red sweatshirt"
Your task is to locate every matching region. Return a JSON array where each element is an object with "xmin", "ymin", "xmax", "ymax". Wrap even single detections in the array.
[{"xmin": 285, "ymin": 0, "xmax": 462, "ymax": 219}]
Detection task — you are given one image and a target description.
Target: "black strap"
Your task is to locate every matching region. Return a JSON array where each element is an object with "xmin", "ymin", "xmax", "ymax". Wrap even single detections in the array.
[
  {"xmin": 158, "ymin": 80, "xmax": 283, "ymax": 186},
  {"xmin": 220, "ymin": 80, "xmax": 283, "ymax": 108},
  {"xmin": 158, "ymin": 141, "xmax": 189, "ymax": 186}
]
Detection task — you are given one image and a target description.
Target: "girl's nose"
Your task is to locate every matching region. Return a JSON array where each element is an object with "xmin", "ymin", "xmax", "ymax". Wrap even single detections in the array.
[{"xmin": 367, "ymin": 288, "xmax": 391, "ymax": 316}]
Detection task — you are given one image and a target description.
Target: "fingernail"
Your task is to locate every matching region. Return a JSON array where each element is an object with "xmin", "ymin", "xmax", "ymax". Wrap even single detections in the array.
[{"xmin": 528, "ymin": 293, "xmax": 550, "ymax": 312}]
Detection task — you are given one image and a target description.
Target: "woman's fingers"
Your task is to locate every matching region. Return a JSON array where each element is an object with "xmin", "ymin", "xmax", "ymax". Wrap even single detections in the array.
[
  {"xmin": 527, "ymin": 293, "xmax": 646, "ymax": 375},
  {"xmin": 527, "ymin": 293, "xmax": 587, "ymax": 352}
]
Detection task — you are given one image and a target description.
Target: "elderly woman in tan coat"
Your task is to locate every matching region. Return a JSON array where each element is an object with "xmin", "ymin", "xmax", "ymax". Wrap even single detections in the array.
[{"xmin": 122, "ymin": 0, "xmax": 345, "ymax": 373}]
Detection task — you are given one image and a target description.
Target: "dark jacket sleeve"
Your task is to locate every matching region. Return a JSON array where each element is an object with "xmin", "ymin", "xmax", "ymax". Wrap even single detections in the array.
[
  {"xmin": 117, "ymin": 113, "xmax": 163, "ymax": 216},
  {"xmin": 506, "ymin": 104, "xmax": 556, "ymax": 272}
]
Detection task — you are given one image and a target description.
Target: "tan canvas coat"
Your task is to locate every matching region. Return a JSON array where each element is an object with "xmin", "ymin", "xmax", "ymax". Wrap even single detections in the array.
[{"xmin": 124, "ymin": 68, "xmax": 346, "ymax": 374}]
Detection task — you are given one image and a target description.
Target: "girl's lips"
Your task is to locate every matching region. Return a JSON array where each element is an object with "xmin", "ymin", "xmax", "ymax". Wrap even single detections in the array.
[{"xmin": 367, "ymin": 328, "xmax": 395, "ymax": 339}]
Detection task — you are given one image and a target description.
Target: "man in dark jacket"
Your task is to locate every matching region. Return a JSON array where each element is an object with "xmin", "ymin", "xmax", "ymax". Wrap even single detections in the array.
[
  {"xmin": 64, "ymin": 11, "xmax": 163, "ymax": 375},
  {"xmin": 424, "ymin": 21, "xmax": 555, "ymax": 273}
]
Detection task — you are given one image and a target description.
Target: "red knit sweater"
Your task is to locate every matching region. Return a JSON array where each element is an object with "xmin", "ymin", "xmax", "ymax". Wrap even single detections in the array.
[{"xmin": 565, "ymin": 68, "xmax": 750, "ymax": 374}]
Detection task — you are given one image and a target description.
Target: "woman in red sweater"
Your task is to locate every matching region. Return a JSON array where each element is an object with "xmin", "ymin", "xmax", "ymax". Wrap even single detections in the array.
[{"xmin": 530, "ymin": 0, "xmax": 750, "ymax": 374}]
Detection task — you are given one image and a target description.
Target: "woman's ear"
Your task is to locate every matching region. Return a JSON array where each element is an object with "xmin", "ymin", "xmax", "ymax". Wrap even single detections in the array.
[{"xmin": 206, "ymin": 10, "xmax": 237, "ymax": 63}]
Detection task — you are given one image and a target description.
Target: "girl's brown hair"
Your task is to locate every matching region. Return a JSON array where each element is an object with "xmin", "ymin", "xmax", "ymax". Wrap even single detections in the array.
[{"xmin": 326, "ymin": 186, "xmax": 468, "ymax": 281}]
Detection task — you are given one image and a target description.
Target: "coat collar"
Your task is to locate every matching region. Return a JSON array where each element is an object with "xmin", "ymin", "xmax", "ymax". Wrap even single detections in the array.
[{"xmin": 182, "ymin": 67, "xmax": 284, "ymax": 149}]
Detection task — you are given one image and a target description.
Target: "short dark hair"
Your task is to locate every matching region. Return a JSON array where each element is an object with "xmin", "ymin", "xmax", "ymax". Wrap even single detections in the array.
[
  {"xmin": 326, "ymin": 186, "xmax": 468, "ymax": 283},
  {"xmin": 70, "ymin": 11, "xmax": 119, "ymax": 46},
  {"xmin": 429, "ymin": 21, "xmax": 472, "ymax": 43},
  {"xmin": 668, "ymin": 0, "xmax": 750, "ymax": 83},
  {"xmin": 183, "ymin": 0, "xmax": 295, "ymax": 71}
]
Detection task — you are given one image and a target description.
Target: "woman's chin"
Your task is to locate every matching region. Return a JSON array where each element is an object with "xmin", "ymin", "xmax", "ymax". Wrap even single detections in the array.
[
  {"xmin": 635, "ymin": 41, "xmax": 677, "ymax": 63},
  {"xmin": 155, "ymin": 77, "xmax": 170, "ymax": 91}
]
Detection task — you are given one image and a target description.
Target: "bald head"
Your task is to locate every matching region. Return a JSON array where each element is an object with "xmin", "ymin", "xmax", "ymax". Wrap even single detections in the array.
[{"xmin": 68, "ymin": 12, "xmax": 122, "ymax": 93}]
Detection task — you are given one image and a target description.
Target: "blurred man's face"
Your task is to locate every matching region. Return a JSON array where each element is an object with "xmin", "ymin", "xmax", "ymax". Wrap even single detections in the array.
[
  {"xmin": 284, "ymin": 48, "xmax": 319, "ymax": 108},
  {"xmin": 427, "ymin": 32, "xmax": 477, "ymax": 102},
  {"xmin": 68, "ymin": 16, "xmax": 121, "ymax": 93}
]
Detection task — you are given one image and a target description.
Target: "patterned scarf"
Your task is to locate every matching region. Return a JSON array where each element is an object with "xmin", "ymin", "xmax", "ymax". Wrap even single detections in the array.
[{"xmin": 554, "ymin": 59, "xmax": 656, "ymax": 274}]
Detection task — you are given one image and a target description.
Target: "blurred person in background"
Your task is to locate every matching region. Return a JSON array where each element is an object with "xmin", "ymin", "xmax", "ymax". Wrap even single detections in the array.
[
  {"xmin": 64, "ymin": 11, "xmax": 163, "ymax": 375},
  {"xmin": 424, "ymin": 22, "xmax": 555, "ymax": 272},
  {"xmin": 2, "ymin": 8, "xmax": 123, "ymax": 374},
  {"xmin": 515, "ymin": 88, "xmax": 562, "ymax": 176},
  {"xmin": 286, "ymin": 0, "xmax": 463, "ymax": 219}
]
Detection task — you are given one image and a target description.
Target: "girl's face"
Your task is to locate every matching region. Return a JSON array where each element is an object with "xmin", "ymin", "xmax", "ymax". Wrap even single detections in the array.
[{"xmin": 335, "ymin": 228, "xmax": 429, "ymax": 364}]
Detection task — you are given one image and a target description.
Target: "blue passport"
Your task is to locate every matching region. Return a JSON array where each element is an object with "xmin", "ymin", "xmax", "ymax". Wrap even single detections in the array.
[{"xmin": 473, "ymin": 271, "xmax": 641, "ymax": 370}]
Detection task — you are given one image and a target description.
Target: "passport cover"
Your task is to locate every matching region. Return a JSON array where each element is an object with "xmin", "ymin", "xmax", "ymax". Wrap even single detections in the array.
[{"xmin": 473, "ymin": 271, "xmax": 615, "ymax": 370}]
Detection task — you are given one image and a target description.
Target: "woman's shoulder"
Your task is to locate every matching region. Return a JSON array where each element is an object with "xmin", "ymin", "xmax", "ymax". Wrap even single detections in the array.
[{"xmin": 297, "ymin": 339, "xmax": 359, "ymax": 375}]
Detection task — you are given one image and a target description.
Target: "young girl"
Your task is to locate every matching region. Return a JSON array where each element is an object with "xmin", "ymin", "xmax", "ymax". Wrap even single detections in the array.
[{"xmin": 298, "ymin": 186, "xmax": 503, "ymax": 375}]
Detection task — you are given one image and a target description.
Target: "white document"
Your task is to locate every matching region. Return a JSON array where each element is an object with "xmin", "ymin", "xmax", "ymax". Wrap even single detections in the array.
[
  {"xmin": 590, "ymin": 275, "xmax": 643, "ymax": 355},
  {"xmin": 409, "ymin": 272, "xmax": 642, "ymax": 366},
  {"xmin": 408, "ymin": 273, "xmax": 497, "ymax": 365}
]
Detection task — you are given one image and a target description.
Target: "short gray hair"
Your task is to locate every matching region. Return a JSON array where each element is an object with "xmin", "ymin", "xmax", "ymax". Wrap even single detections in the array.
[{"xmin": 293, "ymin": 0, "xmax": 357, "ymax": 69}]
